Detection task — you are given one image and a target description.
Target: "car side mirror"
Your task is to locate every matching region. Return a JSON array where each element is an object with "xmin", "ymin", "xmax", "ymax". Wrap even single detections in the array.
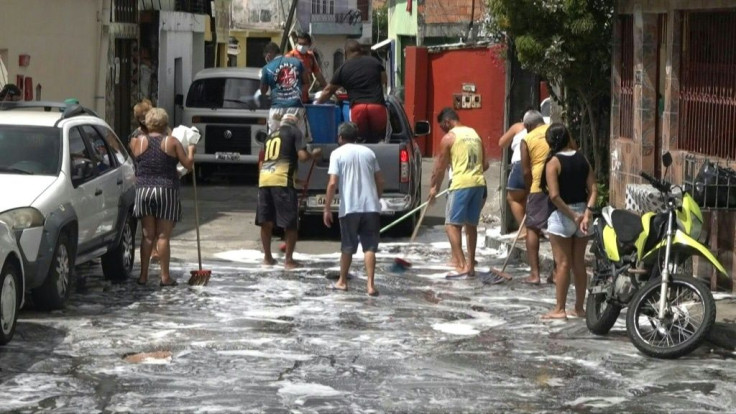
[
  {"xmin": 662, "ymin": 151, "xmax": 672, "ymax": 168},
  {"xmin": 174, "ymin": 94, "xmax": 184, "ymax": 106},
  {"xmin": 71, "ymin": 158, "xmax": 95, "ymax": 184},
  {"xmin": 255, "ymin": 130, "xmax": 268, "ymax": 144},
  {"xmin": 414, "ymin": 121, "xmax": 431, "ymax": 136}
]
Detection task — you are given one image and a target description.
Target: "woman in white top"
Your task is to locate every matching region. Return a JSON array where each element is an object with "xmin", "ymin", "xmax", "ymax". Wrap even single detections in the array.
[{"xmin": 498, "ymin": 121, "xmax": 527, "ymax": 238}]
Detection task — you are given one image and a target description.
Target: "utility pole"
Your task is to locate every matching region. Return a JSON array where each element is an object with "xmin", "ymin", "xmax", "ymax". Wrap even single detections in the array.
[{"xmin": 280, "ymin": 0, "xmax": 299, "ymax": 53}]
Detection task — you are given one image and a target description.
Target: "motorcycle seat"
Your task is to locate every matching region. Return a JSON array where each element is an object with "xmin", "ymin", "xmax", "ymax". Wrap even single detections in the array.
[{"xmin": 611, "ymin": 209, "xmax": 643, "ymax": 244}]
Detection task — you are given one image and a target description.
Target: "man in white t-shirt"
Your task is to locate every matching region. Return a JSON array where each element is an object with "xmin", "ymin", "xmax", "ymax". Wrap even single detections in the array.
[{"xmin": 323, "ymin": 122, "xmax": 385, "ymax": 296}]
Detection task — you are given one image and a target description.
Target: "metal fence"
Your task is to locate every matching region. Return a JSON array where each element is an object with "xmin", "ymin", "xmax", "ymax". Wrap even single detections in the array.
[
  {"xmin": 683, "ymin": 154, "xmax": 736, "ymax": 210},
  {"xmin": 112, "ymin": 0, "xmax": 137, "ymax": 23},
  {"xmin": 679, "ymin": 11, "xmax": 736, "ymax": 159}
]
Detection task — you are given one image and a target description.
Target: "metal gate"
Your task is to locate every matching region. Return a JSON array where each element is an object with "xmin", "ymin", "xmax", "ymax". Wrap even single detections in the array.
[{"xmin": 679, "ymin": 11, "xmax": 736, "ymax": 159}]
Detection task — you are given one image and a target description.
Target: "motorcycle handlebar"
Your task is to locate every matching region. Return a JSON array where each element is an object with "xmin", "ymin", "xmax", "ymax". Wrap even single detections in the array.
[{"xmin": 640, "ymin": 171, "xmax": 671, "ymax": 193}]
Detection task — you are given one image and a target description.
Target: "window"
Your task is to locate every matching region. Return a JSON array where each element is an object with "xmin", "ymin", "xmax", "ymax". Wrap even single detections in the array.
[
  {"xmin": 185, "ymin": 77, "xmax": 271, "ymax": 109},
  {"xmin": 95, "ymin": 125, "xmax": 129, "ymax": 165},
  {"xmin": 69, "ymin": 128, "xmax": 96, "ymax": 185},
  {"xmin": 81, "ymin": 125, "xmax": 113, "ymax": 173},
  {"xmin": 0, "ymin": 126, "xmax": 60, "ymax": 176}
]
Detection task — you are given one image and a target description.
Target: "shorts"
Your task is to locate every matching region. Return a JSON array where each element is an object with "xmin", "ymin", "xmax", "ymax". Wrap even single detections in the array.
[
  {"xmin": 448, "ymin": 180, "xmax": 487, "ymax": 200},
  {"xmin": 350, "ymin": 103, "xmax": 387, "ymax": 143},
  {"xmin": 256, "ymin": 186, "xmax": 298, "ymax": 230},
  {"xmin": 507, "ymin": 161, "xmax": 525, "ymax": 191},
  {"xmin": 134, "ymin": 186, "xmax": 182, "ymax": 222},
  {"xmin": 548, "ymin": 202, "xmax": 590, "ymax": 238},
  {"xmin": 525, "ymin": 192, "xmax": 553, "ymax": 230},
  {"xmin": 446, "ymin": 186, "xmax": 485, "ymax": 226},
  {"xmin": 268, "ymin": 107, "xmax": 309, "ymax": 140},
  {"xmin": 339, "ymin": 212, "xmax": 380, "ymax": 254}
]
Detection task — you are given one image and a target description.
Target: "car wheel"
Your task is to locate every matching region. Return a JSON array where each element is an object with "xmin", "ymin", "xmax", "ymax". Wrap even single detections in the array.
[
  {"xmin": 32, "ymin": 232, "xmax": 72, "ymax": 311},
  {"xmin": 0, "ymin": 260, "xmax": 21, "ymax": 345},
  {"xmin": 102, "ymin": 214, "xmax": 136, "ymax": 281}
]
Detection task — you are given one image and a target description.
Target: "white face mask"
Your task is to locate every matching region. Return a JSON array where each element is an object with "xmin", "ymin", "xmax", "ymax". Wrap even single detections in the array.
[{"xmin": 296, "ymin": 45, "xmax": 309, "ymax": 54}]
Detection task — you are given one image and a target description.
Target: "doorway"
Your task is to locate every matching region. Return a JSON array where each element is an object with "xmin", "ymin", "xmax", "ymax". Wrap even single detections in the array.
[{"xmin": 114, "ymin": 39, "xmax": 133, "ymax": 143}]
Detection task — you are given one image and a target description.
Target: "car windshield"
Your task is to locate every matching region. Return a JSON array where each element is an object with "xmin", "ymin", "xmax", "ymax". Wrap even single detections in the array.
[
  {"xmin": 185, "ymin": 77, "xmax": 271, "ymax": 109},
  {"xmin": 0, "ymin": 126, "xmax": 61, "ymax": 175}
]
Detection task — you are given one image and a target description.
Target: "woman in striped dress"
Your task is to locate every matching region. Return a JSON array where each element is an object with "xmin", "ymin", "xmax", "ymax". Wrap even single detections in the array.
[{"xmin": 130, "ymin": 108, "xmax": 195, "ymax": 286}]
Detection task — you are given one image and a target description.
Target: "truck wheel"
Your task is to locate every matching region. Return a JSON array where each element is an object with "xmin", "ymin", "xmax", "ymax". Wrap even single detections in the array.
[
  {"xmin": 0, "ymin": 261, "xmax": 20, "ymax": 345},
  {"xmin": 102, "ymin": 214, "xmax": 136, "ymax": 281},
  {"xmin": 32, "ymin": 232, "xmax": 73, "ymax": 311}
]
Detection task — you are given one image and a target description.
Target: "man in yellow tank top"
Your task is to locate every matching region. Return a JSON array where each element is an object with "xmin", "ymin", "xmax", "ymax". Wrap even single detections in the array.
[
  {"xmin": 520, "ymin": 110, "xmax": 551, "ymax": 284},
  {"xmin": 429, "ymin": 108, "xmax": 488, "ymax": 277}
]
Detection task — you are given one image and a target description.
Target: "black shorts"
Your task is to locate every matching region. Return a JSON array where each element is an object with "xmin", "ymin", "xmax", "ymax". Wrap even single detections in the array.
[
  {"xmin": 339, "ymin": 212, "xmax": 380, "ymax": 254},
  {"xmin": 526, "ymin": 192, "xmax": 553, "ymax": 230},
  {"xmin": 256, "ymin": 186, "xmax": 298, "ymax": 230}
]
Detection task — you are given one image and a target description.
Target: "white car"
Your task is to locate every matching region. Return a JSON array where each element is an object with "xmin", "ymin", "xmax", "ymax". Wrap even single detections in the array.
[
  {"xmin": 0, "ymin": 219, "xmax": 23, "ymax": 345},
  {"xmin": 0, "ymin": 102, "xmax": 137, "ymax": 310},
  {"xmin": 181, "ymin": 68, "xmax": 270, "ymax": 178}
]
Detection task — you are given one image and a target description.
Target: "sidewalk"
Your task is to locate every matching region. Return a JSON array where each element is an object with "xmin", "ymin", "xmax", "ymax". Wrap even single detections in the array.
[{"xmin": 483, "ymin": 224, "xmax": 736, "ymax": 351}]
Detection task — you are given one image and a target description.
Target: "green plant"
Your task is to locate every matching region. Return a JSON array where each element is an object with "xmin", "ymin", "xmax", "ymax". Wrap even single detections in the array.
[{"xmin": 596, "ymin": 181, "xmax": 610, "ymax": 207}]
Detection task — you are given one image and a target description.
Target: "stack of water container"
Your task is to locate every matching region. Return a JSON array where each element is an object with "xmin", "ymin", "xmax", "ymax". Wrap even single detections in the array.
[{"xmin": 305, "ymin": 97, "xmax": 351, "ymax": 144}]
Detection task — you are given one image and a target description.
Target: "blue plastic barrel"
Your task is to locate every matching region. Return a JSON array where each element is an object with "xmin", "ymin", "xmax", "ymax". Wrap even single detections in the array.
[
  {"xmin": 305, "ymin": 104, "xmax": 340, "ymax": 143},
  {"xmin": 341, "ymin": 101, "xmax": 351, "ymax": 123}
]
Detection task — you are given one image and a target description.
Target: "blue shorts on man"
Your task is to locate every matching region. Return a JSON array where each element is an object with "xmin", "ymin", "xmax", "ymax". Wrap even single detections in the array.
[{"xmin": 445, "ymin": 186, "xmax": 485, "ymax": 226}]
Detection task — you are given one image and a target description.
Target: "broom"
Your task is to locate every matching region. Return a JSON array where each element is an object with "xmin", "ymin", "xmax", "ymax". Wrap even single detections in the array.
[
  {"xmin": 391, "ymin": 201, "xmax": 432, "ymax": 272},
  {"xmin": 486, "ymin": 214, "xmax": 526, "ymax": 282},
  {"xmin": 188, "ymin": 164, "xmax": 211, "ymax": 286}
]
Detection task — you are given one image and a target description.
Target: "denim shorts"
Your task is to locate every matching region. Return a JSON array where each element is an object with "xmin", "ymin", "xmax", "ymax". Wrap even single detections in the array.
[
  {"xmin": 547, "ymin": 202, "xmax": 590, "ymax": 238},
  {"xmin": 445, "ymin": 186, "xmax": 485, "ymax": 226},
  {"xmin": 507, "ymin": 161, "xmax": 525, "ymax": 191}
]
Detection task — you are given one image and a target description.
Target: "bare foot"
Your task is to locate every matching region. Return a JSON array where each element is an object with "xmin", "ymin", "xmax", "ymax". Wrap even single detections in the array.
[
  {"xmin": 263, "ymin": 257, "xmax": 277, "ymax": 266},
  {"xmin": 329, "ymin": 282, "xmax": 348, "ymax": 291},
  {"xmin": 367, "ymin": 286, "xmax": 379, "ymax": 296},
  {"xmin": 284, "ymin": 260, "xmax": 301, "ymax": 270},
  {"xmin": 522, "ymin": 276, "xmax": 541, "ymax": 285},
  {"xmin": 541, "ymin": 310, "xmax": 568, "ymax": 320},
  {"xmin": 567, "ymin": 309, "xmax": 585, "ymax": 318}
]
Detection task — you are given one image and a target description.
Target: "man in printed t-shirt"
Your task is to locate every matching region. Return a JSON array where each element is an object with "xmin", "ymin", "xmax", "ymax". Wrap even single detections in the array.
[
  {"xmin": 259, "ymin": 42, "xmax": 311, "ymax": 137},
  {"xmin": 256, "ymin": 114, "xmax": 320, "ymax": 269}
]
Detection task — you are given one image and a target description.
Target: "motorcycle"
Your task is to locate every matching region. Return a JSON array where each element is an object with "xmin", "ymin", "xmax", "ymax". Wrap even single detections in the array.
[{"xmin": 586, "ymin": 152, "xmax": 726, "ymax": 359}]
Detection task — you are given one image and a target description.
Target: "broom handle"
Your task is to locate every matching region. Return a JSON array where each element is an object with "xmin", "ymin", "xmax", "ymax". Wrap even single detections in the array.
[
  {"xmin": 498, "ymin": 214, "xmax": 526, "ymax": 272},
  {"xmin": 410, "ymin": 201, "xmax": 430, "ymax": 243},
  {"xmin": 192, "ymin": 164, "xmax": 203, "ymax": 271},
  {"xmin": 379, "ymin": 188, "xmax": 448, "ymax": 234}
]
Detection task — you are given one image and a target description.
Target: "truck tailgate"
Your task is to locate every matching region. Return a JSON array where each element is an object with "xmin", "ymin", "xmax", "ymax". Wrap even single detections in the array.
[{"xmin": 298, "ymin": 142, "xmax": 406, "ymax": 193}]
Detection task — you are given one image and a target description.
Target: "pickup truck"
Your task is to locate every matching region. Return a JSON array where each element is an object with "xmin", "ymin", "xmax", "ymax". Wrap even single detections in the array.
[{"xmin": 297, "ymin": 95, "xmax": 430, "ymax": 237}]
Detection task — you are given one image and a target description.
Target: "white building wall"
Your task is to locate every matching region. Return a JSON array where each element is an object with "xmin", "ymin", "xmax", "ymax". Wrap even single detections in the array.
[
  {"xmin": 158, "ymin": 12, "xmax": 206, "ymax": 124},
  {"xmin": 0, "ymin": 0, "xmax": 103, "ymax": 109}
]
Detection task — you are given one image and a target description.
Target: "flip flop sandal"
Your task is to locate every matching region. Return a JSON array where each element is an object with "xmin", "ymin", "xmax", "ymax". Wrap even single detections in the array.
[
  {"xmin": 479, "ymin": 272, "xmax": 506, "ymax": 285},
  {"xmin": 445, "ymin": 271, "xmax": 473, "ymax": 280},
  {"xmin": 328, "ymin": 283, "xmax": 348, "ymax": 292}
]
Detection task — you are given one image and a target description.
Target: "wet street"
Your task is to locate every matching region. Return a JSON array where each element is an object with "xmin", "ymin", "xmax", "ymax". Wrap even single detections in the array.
[{"xmin": 1, "ymin": 227, "xmax": 735, "ymax": 413}]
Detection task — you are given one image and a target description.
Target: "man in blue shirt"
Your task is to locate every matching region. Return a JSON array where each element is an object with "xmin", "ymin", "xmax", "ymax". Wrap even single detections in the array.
[{"xmin": 259, "ymin": 42, "xmax": 310, "ymax": 137}]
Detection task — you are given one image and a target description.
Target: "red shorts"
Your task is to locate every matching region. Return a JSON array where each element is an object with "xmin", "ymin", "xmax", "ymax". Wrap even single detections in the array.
[{"xmin": 350, "ymin": 103, "xmax": 387, "ymax": 143}]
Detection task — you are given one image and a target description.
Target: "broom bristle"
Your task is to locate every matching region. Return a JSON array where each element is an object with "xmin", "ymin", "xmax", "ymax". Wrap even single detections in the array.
[
  {"xmin": 394, "ymin": 257, "xmax": 412, "ymax": 268},
  {"xmin": 188, "ymin": 269, "xmax": 212, "ymax": 286}
]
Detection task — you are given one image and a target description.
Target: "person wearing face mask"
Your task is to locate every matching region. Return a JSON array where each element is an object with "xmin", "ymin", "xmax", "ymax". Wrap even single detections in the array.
[
  {"xmin": 286, "ymin": 32, "xmax": 327, "ymax": 103},
  {"xmin": 258, "ymin": 42, "xmax": 310, "ymax": 137}
]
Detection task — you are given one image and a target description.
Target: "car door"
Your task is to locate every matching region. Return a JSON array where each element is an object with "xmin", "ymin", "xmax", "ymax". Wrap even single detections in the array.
[
  {"xmin": 80, "ymin": 125, "xmax": 120, "ymax": 242},
  {"xmin": 67, "ymin": 127, "xmax": 102, "ymax": 251}
]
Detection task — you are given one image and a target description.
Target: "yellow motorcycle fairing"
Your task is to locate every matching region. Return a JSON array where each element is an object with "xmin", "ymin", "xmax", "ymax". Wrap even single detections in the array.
[
  {"xmin": 641, "ymin": 229, "xmax": 728, "ymax": 275},
  {"xmin": 634, "ymin": 212, "xmax": 656, "ymax": 261}
]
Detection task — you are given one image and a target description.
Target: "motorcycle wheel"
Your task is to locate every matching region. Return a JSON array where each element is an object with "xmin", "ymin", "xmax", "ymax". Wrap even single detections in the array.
[
  {"xmin": 586, "ymin": 280, "xmax": 622, "ymax": 335},
  {"xmin": 625, "ymin": 275, "xmax": 716, "ymax": 359}
]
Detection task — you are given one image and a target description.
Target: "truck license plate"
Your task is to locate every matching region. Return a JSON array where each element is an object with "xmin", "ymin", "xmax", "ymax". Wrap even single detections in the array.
[
  {"xmin": 309, "ymin": 195, "xmax": 340, "ymax": 207},
  {"xmin": 215, "ymin": 152, "xmax": 241, "ymax": 161}
]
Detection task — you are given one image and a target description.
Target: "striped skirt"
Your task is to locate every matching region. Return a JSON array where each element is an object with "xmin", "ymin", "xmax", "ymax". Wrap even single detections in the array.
[{"xmin": 133, "ymin": 186, "xmax": 182, "ymax": 222}]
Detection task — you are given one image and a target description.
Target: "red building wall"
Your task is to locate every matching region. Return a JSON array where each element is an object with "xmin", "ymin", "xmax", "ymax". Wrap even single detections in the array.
[{"xmin": 404, "ymin": 45, "xmax": 506, "ymax": 159}]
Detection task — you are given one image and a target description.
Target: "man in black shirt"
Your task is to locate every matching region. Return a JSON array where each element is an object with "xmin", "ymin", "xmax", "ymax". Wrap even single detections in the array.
[{"xmin": 316, "ymin": 40, "xmax": 388, "ymax": 143}]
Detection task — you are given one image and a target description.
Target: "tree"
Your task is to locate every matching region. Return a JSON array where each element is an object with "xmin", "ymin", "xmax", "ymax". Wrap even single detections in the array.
[{"xmin": 487, "ymin": 0, "xmax": 614, "ymax": 185}]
